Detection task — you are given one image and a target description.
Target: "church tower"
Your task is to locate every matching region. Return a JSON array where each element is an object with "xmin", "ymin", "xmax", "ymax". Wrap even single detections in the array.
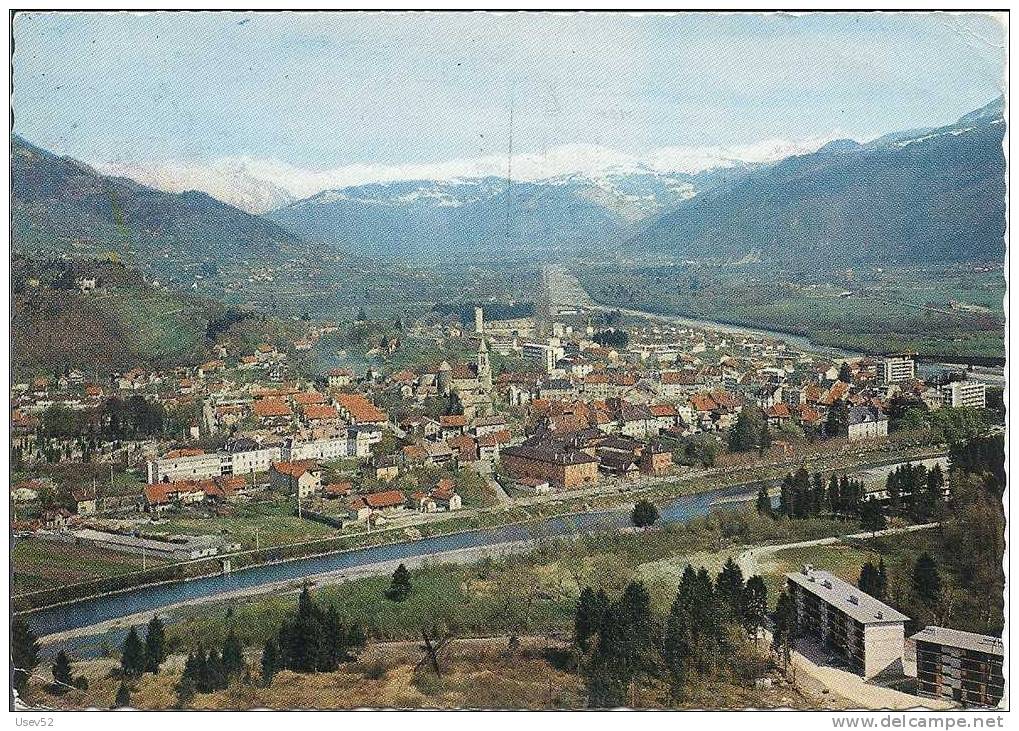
[{"xmin": 477, "ymin": 338, "xmax": 492, "ymax": 393}]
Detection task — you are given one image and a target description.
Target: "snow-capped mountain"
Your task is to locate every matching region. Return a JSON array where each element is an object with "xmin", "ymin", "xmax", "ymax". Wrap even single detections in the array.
[
  {"xmin": 628, "ymin": 97, "xmax": 1006, "ymax": 265},
  {"xmin": 265, "ymin": 167, "xmax": 736, "ymax": 263}
]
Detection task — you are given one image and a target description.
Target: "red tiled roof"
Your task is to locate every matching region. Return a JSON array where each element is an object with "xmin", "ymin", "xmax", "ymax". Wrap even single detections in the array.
[
  {"xmin": 254, "ymin": 398, "xmax": 293, "ymax": 418},
  {"xmin": 272, "ymin": 460, "xmax": 321, "ymax": 478},
  {"xmin": 364, "ymin": 490, "xmax": 406, "ymax": 509},
  {"xmin": 303, "ymin": 404, "xmax": 341, "ymax": 421}
]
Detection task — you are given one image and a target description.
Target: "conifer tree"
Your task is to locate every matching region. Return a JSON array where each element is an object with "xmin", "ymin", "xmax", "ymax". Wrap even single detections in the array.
[
  {"xmin": 144, "ymin": 615, "xmax": 166, "ymax": 673},
  {"xmin": 120, "ymin": 626, "xmax": 146, "ymax": 678},
  {"xmin": 261, "ymin": 637, "xmax": 280, "ymax": 686},
  {"xmin": 740, "ymin": 576, "xmax": 768, "ymax": 639},
  {"xmin": 386, "ymin": 563, "xmax": 412, "ymax": 602},
  {"xmin": 755, "ymin": 485, "xmax": 773, "ymax": 517},
  {"xmin": 12, "ymin": 617, "xmax": 40, "ymax": 695},
  {"xmin": 631, "ymin": 499, "xmax": 659, "ymax": 529},
  {"xmin": 913, "ymin": 552, "xmax": 942, "ymax": 606},
  {"xmin": 715, "ymin": 558, "xmax": 745, "ymax": 618},
  {"xmin": 51, "ymin": 650, "xmax": 73, "ymax": 694},
  {"xmin": 114, "ymin": 683, "xmax": 131, "ymax": 709},
  {"xmin": 222, "ymin": 630, "xmax": 245, "ymax": 680}
]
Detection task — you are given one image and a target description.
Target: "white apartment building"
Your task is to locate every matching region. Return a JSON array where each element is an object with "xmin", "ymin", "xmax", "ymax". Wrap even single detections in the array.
[
  {"xmin": 881, "ymin": 355, "xmax": 916, "ymax": 384},
  {"xmin": 940, "ymin": 381, "xmax": 987, "ymax": 409},
  {"xmin": 786, "ymin": 566, "xmax": 909, "ymax": 679}
]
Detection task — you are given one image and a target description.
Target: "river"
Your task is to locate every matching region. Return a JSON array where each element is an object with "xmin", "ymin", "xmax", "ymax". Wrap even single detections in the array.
[{"xmin": 26, "ymin": 480, "xmax": 757, "ymax": 643}]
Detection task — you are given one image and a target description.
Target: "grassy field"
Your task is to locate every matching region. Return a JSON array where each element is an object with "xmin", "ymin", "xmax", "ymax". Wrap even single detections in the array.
[
  {"xmin": 142, "ymin": 499, "xmax": 337, "ymax": 551},
  {"xmin": 579, "ymin": 264, "xmax": 1005, "ymax": 360},
  {"xmin": 12, "ymin": 538, "xmax": 165, "ymax": 595},
  {"xmin": 25, "ymin": 637, "xmax": 829, "ymax": 710}
]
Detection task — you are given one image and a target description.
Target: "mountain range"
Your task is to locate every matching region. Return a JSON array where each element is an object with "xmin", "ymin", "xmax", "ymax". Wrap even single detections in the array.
[
  {"xmin": 266, "ymin": 167, "xmax": 746, "ymax": 263},
  {"xmin": 11, "ymin": 136, "xmax": 303, "ymax": 283},
  {"xmin": 628, "ymin": 98, "xmax": 1006, "ymax": 265},
  {"xmin": 11, "ymin": 98, "xmax": 1006, "ymax": 275}
]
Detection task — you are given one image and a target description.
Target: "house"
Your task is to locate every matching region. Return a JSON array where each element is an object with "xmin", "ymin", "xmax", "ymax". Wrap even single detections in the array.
[
  {"xmin": 335, "ymin": 393, "xmax": 388, "ymax": 425},
  {"xmin": 430, "ymin": 478, "xmax": 462, "ymax": 511},
  {"xmin": 71, "ymin": 486, "xmax": 98, "ymax": 516},
  {"xmin": 513, "ymin": 476, "xmax": 553, "ymax": 495},
  {"xmin": 439, "ymin": 414, "xmax": 468, "ymax": 438},
  {"xmin": 640, "ymin": 443, "xmax": 673, "ymax": 476},
  {"xmin": 41, "ymin": 508, "xmax": 73, "ymax": 529},
  {"xmin": 410, "ymin": 491, "xmax": 437, "ymax": 512},
  {"xmin": 269, "ymin": 460, "xmax": 323, "ymax": 499},
  {"xmin": 649, "ymin": 403, "xmax": 679, "ymax": 431},
  {"xmin": 765, "ymin": 402, "xmax": 792, "ymax": 428},
  {"xmin": 323, "ymin": 481, "xmax": 353, "ymax": 499},
  {"xmin": 142, "ymin": 481, "xmax": 207, "ymax": 512},
  {"xmin": 477, "ymin": 429, "xmax": 511, "ymax": 462},
  {"xmin": 372, "ymin": 455, "xmax": 401, "ymax": 482},
  {"xmin": 327, "ymin": 368, "xmax": 354, "ymax": 388},
  {"xmin": 363, "ymin": 489, "xmax": 407, "ymax": 514},
  {"xmin": 846, "ymin": 407, "xmax": 889, "ymax": 441}
]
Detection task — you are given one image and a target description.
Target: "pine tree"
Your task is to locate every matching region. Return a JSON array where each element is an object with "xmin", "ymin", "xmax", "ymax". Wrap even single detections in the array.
[
  {"xmin": 812, "ymin": 472, "xmax": 825, "ymax": 515},
  {"xmin": 206, "ymin": 649, "xmax": 226, "ymax": 690},
  {"xmin": 120, "ymin": 626, "xmax": 146, "ymax": 678},
  {"xmin": 631, "ymin": 499, "xmax": 659, "ymax": 529},
  {"xmin": 346, "ymin": 624, "xmax": 368, "ymax": 653},
  {"xmin": 740, "ymin": 576, "xmax": 768, "ymax": 639},
  {"xmin": 758, "ymin": 422, "xmax": 772, "ymax": 454},
  {"xmin": 574, "ymin": 587, "xmax": 603, "ymax": 653},
  {"xmin": 838, "ymin": 362, "xmax": 853, "ymax": 384},
  {"xmin": 144, "ymin": 615, "xmax": 166, "ymax": 673},
  {"xmin": 261, "ymin": 638, "xmax": 280, "ymax": 686},
  {"xmin": 291, "ymin": 585, "xmax": 324, "ymax": 672},
  {"xmin": 386, "ymin": 563, "xmax": 412, "ymax": 602},
  {"xmin": 175, "ymin": 671, "xmax": 196, "ymax": 708},
  {"xmin": 755, "ymin": 484, "xmax": 773, "ymax": 517},
  {"xmin": 779, "ymin": 473, "xmax": 794, "ymax": 516},
  {"xmin": 877, "ymin": 558, "xmax": 888, "ymax": 599},
  {"xmin": 51, "ymin": 650, "xmax": 73, "ymax": 694},
  {"xmin": 860, "ymin": 500, "xmax": 887, "ymax": 535},
  {"xmin": 715, "ymin": 558, "xmax": 745, "ymax": 618},
  {"xmin": 827, "ymin": 474, "xmax": 841, "ymax": 518},
  {"xmin": 12, "ymin": 617, "xmax": 40, "ymax": 695},
  {"xmin": 771, "ymin": 591, "xmax": 797, "ymax": 669},
  {"xmin": 114, "ymin": 683, "xmax": 131, "ymax": 709},
  {"xmin": 913, "ymin": 552, "xmax": 943, "ymax": 606},
  {"xmin": 222, "ymin": 630, "xmax": 245, "ymax": 680},
  {"xmin": 320, "ymin": 605, "xmax": 344, "ymax": 671},
  {"xmin": 859, "ymin": 561, "xmax": 879, "ymax": 596}
]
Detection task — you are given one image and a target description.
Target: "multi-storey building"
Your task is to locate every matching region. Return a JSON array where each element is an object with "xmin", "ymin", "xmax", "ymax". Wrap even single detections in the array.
[
  {"xmin": 911, "ymin": 626, "xmax": 1004, "ymax": 707},
  {"xmin": 501, "ymin": 443, "xmax": 599, "ymax": 490},
  {"xmin": 881, "ymin": 355, "xmax": 916, "ymax": 384},
  {"xmin": 939, "ymin": 381, "xmax": 987, "ymax": 409},
  {"xmin": 786, "ymin": 566, "xmax": 909, "ymax": 679}
]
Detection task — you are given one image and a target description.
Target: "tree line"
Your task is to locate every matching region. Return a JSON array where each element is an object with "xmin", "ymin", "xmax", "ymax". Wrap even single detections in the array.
[{"xmin": 574, "ymin": 557, "xmax": 769, "ymax": 707}]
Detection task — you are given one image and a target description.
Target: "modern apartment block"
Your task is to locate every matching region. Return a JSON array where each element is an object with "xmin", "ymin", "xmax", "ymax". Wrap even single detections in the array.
[
  {"xmin": 881, "ymin": 355, "xmax": 916, "ymax": 384},
  {"xmin": 786, "ymin": 566, "xmax": 909, "ymax": 679},
  {"xmin": 911, "ymin": 626, "xmax": 1004, "ymax": 707},
  {"xmin": 939, "ymin": 380, "xmax": 987, "ymax": 409}
]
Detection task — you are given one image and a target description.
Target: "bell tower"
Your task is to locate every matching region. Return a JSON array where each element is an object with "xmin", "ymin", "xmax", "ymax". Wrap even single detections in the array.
[{"xmin": 477, "ymin": 338, "xmax": 492, "ymax": 393}]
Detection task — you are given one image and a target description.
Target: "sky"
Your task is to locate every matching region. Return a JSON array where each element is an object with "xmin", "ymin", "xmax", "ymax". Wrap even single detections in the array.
[{"xmin": 12, "ymin": 11, "xmax": 1007, "ymax": 210}]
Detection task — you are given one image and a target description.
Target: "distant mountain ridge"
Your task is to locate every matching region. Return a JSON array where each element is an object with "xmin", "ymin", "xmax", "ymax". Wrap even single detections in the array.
[
  {"xmin": 267, "ymin": 166, "xmax": 746, "ymax": 264},
  {"xmin": 11, "ymin": 135, "xmax": 303, "ymax": 282},
  {"xmin": 627, "ymin": 98, "xmax": 1006, "ymax": 265}
]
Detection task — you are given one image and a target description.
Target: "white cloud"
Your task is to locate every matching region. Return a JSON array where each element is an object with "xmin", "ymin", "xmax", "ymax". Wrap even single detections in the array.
[{"xmin": 95, "ymin": 135, "xmax": 841, "ymax": 214}]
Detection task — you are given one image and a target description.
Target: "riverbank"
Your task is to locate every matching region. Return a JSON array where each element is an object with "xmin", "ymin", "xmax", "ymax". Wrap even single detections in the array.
[{"xmin": 16, "ymin": 438, "xmax": 945, "ymax": 618}]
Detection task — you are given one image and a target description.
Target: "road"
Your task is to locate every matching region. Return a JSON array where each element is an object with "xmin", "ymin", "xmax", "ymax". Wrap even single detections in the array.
[{"xmin": 736, "ymin": 523, "xmax": 939, "ymax": 578}]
